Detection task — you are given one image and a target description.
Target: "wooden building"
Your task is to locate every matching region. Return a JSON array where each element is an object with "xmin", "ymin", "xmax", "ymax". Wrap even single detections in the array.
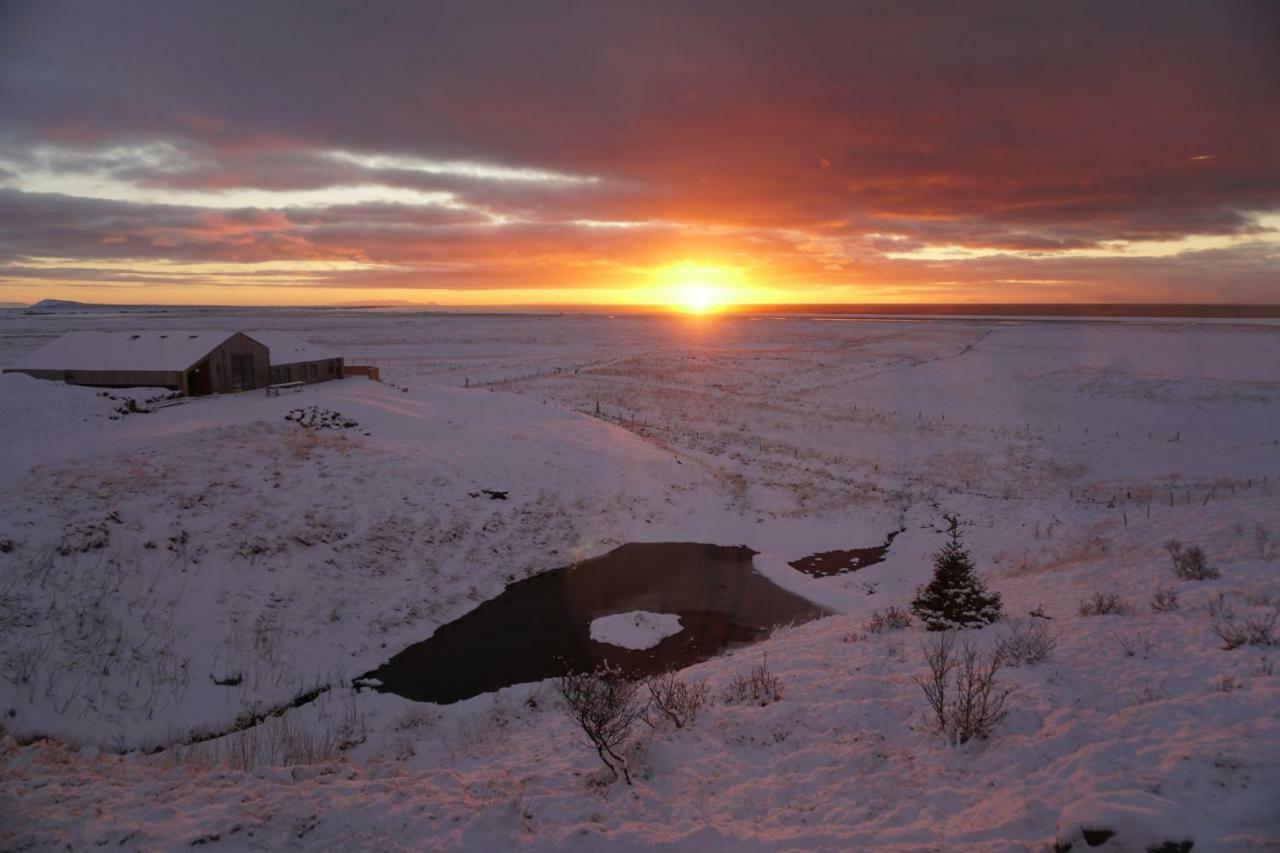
[
  {"xmin": 343, "ymin": 364, "xmax": 381, "ymax": 381},
  {"xmin": 247, "ymin": 332, "xmax": 344, "ymax": 385},
  {"xmin": 4, "ymin": 330, "xmax": 270, "ymax": 395}
]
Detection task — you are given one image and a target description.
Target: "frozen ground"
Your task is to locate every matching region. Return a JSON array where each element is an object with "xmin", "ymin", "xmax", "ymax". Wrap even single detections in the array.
[{"xmin": 1, "ymin": 310, "xmax": 1278, "ymax": 850}]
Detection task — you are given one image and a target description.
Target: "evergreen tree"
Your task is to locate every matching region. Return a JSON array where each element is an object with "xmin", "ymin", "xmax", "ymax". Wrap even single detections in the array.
[{"xmin": 911, "ymin": 520, "xmax": 1002, "ymax": 630}]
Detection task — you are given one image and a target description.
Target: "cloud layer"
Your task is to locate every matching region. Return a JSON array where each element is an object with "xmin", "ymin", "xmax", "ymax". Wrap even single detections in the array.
[{"xmin": 1, "ymin": 0, "xmax": 1277, "ymax": 303}]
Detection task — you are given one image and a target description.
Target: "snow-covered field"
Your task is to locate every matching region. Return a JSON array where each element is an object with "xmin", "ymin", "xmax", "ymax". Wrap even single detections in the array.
[{"xmin": 1, "ymin": 310, "xmax": 1277, "ymax": 850}]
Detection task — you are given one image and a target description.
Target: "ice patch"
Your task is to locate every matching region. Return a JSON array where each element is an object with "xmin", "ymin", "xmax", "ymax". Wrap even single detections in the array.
[{"xmin": 588, "ymin": 610, "xmax": 683, "ymax": 650}]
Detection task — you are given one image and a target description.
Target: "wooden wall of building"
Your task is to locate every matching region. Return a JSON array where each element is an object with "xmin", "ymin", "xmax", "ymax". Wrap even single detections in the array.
[
  {"xmin": 190, "ymin": 333, "xmax": 270, "ymax": 394},
  {"xmin": 269, "ymin": 357, "xmax": 344, "ymax": 385},
  {"xmin": 4, "ymin": 367, "xmax": 183, "ymax": 389},
  {"xmin": 343, "ymin": 364, "xmax": 380, "ymax": 381}
]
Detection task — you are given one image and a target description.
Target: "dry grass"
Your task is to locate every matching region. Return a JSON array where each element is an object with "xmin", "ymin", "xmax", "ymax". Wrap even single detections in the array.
[
  {"xmin": 1078, "ymin": 592, "xmax": 1135, "ymax": 617},
  {"xmin": 724, "ymin": 655, "xmax": 783, "ymax": 707},
  {"xmin": 864, "ymin": 606, "xmax": 913, "ymax": 634},
  {"xmin": 1207, "ymin": 595, "xmax": 1278, "ymax": 650}
]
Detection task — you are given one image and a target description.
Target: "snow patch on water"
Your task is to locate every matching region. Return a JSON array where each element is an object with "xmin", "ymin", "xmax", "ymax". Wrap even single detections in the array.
[{"xmin": 589, "ymin": 610, "xmax": 683, "ymax": 650}]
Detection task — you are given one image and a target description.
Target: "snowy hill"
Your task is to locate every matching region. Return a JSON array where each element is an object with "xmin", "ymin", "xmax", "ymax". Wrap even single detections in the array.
[{"xmin": 1, "ymin": 314, "xmax": 1277, "ymax": 850}]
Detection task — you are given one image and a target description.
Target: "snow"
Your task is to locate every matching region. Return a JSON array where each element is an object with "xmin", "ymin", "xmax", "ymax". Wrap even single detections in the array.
[
  {"xmin": 245, "ymin": 330, "xmax": 340, "ymax": 365},
  {"xmin": 5, "ymin": 329, "xmax": 240, "ymax": 371},
  {"xmin": 0, "ymin": 311, "xmax": 1277, "ymax": 850},
  {"xmin": 590, "ymin": 611, "xmax": 684, "ymax": 649},
  {"xmin": 1055, "ymin": 793, "xmax": 1195, "ymax": 851}
]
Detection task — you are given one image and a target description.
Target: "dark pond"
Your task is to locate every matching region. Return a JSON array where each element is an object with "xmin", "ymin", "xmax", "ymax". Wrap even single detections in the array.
[
  {"xmin": 358, "ymin": 542, "xmax": 827, "ymax": 704},
  {"xmin": 788, "ymin": 528, "xmax": 904, "ymax": 577}
]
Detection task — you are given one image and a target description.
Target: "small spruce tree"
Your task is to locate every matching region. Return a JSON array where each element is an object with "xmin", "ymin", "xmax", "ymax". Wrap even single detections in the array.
[{"xmin": 912, "ymin": 518, "xmax": 1002, "ymax": 630}]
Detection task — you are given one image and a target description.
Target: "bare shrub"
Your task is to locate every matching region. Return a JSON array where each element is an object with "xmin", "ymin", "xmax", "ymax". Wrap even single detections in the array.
[
  {"xmin": 1206, "ymin": 594, "xmax": 1235, "ymax": 635},
  {"xmin": 394, "ymin": 706, "xmax": 436, "ymax": 733},
  {"xmin": 994, "ymin": 619, "xmax": 1056, "ymax": 666},
  {"xmin": 642, "ymin": 671, "xmax": 708, "ymax": 729},
  {"xmin": 1165, "ymin": 540, "xmax": 1219, "ymax": 581},
  {"xmin": 391, "ymin": 734, "xmax": 417, "ymax": 761},
  {"xmin": 1207, "ymin": 595, "xmax": 1278, "ymax": 650},
  {"xmin": 917, "ymin": 633, "xmax": 1009, "ymax": 744},
  {"xmin": 864, "ymin": 605, "xmax": 913, "ymax": 634},
  {"xmin": 1255, "ymin": 525, "xmax": 1275, "ymax": 560},
  {"xmin": 1133, "ymin": 679, "xmax": 1169, "ymax": 705},
  {"xmin": 724, "ymin": 655, "xmax": 783, "ymax": 706},
  {"xmin": 556, "ymin": 663, "xmax": 644, "ymax": 784},
  {"xmin": 56, "ymin": 521, "xmax": 110, "ymax": 556},
  {"xmin": 1078, "ymin": 591, "xmax": 1134, "ymax": 617},
  {"xmin": 1149, "ymin": 587, "xmax": 1181, "ymax": 613},
  {"xmin": 1115, "ymin": 633, "xmax": 1154, "ymax": 658},
  {"xmin": 4, "ymin": 641, "xmax": 48, "ymax": 686}
]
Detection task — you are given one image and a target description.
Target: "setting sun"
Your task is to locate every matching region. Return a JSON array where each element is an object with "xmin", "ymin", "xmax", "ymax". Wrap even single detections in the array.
[
  {"xmin": 654, "ymin": 262, "xmax": 747, "ymax": 313},
  {"xmin": 676, "ymin": 283, "xmax": 726, "ymax": 313}
]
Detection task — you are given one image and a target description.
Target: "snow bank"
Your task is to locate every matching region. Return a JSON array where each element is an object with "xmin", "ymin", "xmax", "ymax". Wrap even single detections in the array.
[{"xmin": 1055, "ymin": 793, "xmax": 1194, "ymax": 851}]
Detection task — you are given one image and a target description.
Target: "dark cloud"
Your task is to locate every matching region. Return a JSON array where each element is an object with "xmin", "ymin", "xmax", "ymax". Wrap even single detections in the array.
[{"xmin": 1, "ymin": 0, "xmax": 1278, "ymax": 300}]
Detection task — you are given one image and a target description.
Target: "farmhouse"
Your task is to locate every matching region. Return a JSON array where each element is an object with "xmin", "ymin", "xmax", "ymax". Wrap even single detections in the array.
[
  {"xmin": 4, "ymin": 330, "xmax": 268, "ymax": 395},
  {"xmin": 3, "ymin": 329, "xmax": 344, "ymax": 395},
  {"xmin": 246, "ymin": 331, "xmax": 344, "ymax": 386}
]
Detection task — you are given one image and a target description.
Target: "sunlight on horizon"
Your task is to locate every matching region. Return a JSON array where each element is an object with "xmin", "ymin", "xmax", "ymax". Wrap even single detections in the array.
[{"xmin": 652, "ymin": 262, "xmax": 752, "ymax": 314}]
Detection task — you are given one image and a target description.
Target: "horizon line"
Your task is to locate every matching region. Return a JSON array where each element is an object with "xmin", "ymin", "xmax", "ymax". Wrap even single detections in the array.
[{"xmin": 13, "ymin": 299, "xmax": 1280, "ymax": 319}]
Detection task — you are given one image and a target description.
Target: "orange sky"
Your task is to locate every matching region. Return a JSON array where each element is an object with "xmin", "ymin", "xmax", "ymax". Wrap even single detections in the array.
[{"xmin": 1, "ymin": 2, "xmax": 1277, "ymax": 307}]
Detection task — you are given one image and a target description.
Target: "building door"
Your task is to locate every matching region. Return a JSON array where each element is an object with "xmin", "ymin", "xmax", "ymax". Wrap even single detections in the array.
[
  {"xmin": 230, "ymin": 353, "xmax": 255, "ymax": 390},
  {"xmin": 187, "ymin": 360, "xmax": 213, "ymax": 395}
]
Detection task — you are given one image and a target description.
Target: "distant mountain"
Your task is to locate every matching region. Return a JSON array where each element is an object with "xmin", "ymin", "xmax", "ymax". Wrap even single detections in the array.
[
  {"xmin": 27, "ymin": 298, "xmax": 91, "ymax": 310},
  {"xmin": 21, "ymin": 298, "xmax": 441, "ymax": 312},
  {"xmin": 23, "ymin": 299, "xmax": 224, "ymax": 315},
  {"xmin": 327, "ymin": 299, "xmax": 439, "ymax": 308}
]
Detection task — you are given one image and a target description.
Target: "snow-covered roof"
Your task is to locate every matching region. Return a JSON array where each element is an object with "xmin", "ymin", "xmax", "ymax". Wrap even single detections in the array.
[
  {"xmin": 6, "ymin": 330, "xmax": 237, "ymax": 373},
  {"xmin": 245, "ymin": 331, "xmax": 340, "ymax": 366}
]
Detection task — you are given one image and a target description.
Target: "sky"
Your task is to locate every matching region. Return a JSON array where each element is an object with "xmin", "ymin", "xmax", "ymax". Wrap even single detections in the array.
[{"xmin": 0, "ymin": 0, "xmax": 1277, "ymax": 308}]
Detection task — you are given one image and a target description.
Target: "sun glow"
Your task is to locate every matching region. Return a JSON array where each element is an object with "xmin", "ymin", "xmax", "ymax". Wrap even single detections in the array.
[
  {"xmin": 678, "ymin": 282, "xmax": 728, "ymax": 313},
  {"xmin": 655, "ymin": 262, "xmax": 746, "ymax": 314}
]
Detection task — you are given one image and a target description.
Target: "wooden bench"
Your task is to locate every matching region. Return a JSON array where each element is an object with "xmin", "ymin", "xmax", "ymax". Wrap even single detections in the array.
[{"xmin": 266, "ymin": 381, "xmax": 306, "ymax": 397}]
